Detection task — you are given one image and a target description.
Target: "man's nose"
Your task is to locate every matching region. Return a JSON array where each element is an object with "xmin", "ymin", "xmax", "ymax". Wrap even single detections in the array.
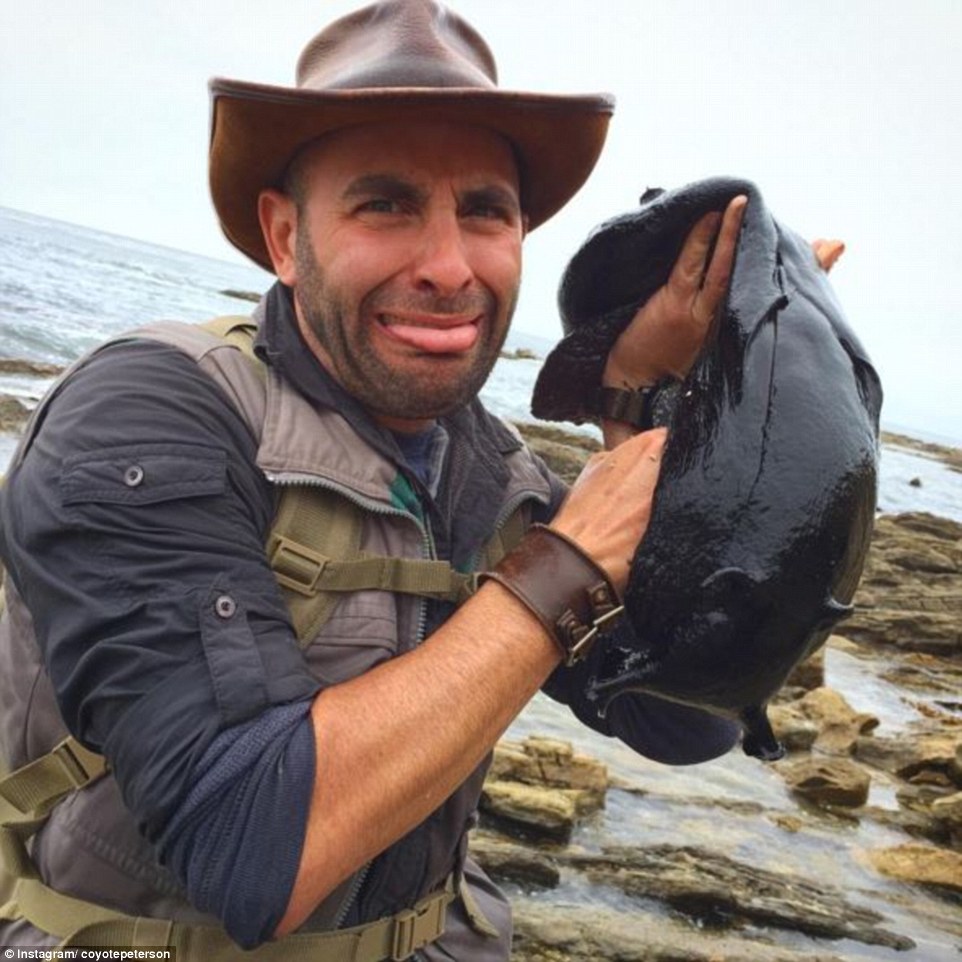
[{"xmin": 411, "ymin": 213, "xmax": 474, "ymax": 296}]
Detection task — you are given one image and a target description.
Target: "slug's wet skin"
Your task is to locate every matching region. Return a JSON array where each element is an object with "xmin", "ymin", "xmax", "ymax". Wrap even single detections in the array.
[{"xmin": 533, "ymin": 178, "xmax": 883, "ymax": 760}]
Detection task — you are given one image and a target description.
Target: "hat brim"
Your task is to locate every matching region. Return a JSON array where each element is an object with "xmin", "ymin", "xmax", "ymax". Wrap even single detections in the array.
[{"xmin": 208, "ymin": 78, "xmax": 614, "ymax": 271}]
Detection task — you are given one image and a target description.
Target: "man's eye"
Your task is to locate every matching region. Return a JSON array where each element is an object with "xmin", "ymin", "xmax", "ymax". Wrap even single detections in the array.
[
  {"xmin": 465, "ymin": 204, "xmax": 511, "ymax": 222},
  {"xmin": 358, "ymin": 198, "xmax": 399, "ymax": 214}
]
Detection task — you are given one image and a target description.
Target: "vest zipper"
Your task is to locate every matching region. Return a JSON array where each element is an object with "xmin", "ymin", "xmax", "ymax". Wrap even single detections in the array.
[
  {"xmin": 332, "ymin": 862, "xmax": 372, "ymax": 929},
  {"xmin": 414, "ymin": 519, "xmax": 437, "ymax": 646},
  {"xmin": 265, "ymin": 470, "xmax": 427, "ymax": 529},
  {"xmin": 266, "ymin": 470, "xmax": 433, "ymax": 927}
]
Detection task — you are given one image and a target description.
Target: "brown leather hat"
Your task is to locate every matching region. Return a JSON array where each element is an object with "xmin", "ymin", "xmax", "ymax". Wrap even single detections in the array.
[{"xmin": 209, "ymin": 0, "xmax": 615, "ymax": 270}]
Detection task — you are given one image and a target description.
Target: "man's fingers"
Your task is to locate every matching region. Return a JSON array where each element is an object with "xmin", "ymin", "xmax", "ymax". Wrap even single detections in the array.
[
  {"xmin": 812, "ymin": 238, "xmax": 845, "ymax": 272},
  {"xmin": 694, "ymin": 195, "xmax": 748, "ymax": 322},
  {"xmin": 555, "ymin": 428, "xmax": 668, "ymax": 588},
  {"xmin": 667, "ymin": 195, "xmax": 747, "ymax": 326},
  {"xmin": 668, "ymin": 210, "xmax": 723, "ymax": 296}
]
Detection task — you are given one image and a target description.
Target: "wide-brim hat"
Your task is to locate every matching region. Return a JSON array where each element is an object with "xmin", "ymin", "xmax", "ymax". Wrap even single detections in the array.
[{"xmin": 209, "ymin": 0, "xmax": 615, "ymax": 271}]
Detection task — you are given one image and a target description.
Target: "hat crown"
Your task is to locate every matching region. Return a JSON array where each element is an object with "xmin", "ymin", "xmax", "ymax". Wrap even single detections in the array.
[{"xmin": 296, "ymin": 0, "xmax": 498, "ymax": 93}]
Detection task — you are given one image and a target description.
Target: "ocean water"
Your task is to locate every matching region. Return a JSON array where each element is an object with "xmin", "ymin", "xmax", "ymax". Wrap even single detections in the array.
[
  {"xmin": 2, "ymin": 206, "xmax": 960, "ymax": 958},
  {"xmin": 2, "ymin": 205, "xmax": 959, "ymax": 522}
]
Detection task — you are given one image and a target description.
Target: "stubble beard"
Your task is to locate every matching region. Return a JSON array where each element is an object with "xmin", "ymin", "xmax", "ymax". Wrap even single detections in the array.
[{"xmin": 293, "ymin": 234, "xmax": 517, "ymax": 421}]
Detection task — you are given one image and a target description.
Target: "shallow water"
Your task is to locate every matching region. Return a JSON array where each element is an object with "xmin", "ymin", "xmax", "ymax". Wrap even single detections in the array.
[{"xmin": 503, "ymin": 641, "xmax": 962, "ymax": 959}]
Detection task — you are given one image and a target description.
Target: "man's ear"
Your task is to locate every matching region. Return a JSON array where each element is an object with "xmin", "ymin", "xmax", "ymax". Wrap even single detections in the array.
[{"xmin": 258, "ymin": 189, "xmax": 299, "ymax": 284}]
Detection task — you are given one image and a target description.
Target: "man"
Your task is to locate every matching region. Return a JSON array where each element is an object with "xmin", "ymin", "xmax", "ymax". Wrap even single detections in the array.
[{"xmin": 0, "ymin": 1, "xmax": 748, "ymax": 958}]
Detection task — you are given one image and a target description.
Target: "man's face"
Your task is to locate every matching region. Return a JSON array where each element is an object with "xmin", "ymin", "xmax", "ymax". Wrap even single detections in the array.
[{"xmin": 279, "ymin": 121, "xmax": 524, "ymax": 430}]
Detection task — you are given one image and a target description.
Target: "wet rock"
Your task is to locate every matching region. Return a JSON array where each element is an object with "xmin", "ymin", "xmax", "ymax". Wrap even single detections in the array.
[
  {"xmin": 511, "ymin": 901, "xmax": 851, "ymax": 962},
  {"xmin": 769, "ymin": 686, "xmax": 878, "ymax": 756},
  {"xmin": 512, "ymin": 421, "xmax": 597, "ymax": 485},
  {"xmin": 0, "ymin": 395, "xmax": 30, "ymax": 434},
  {"xmin": 489, "ymin": 737, "xmax": 607, "ymax": 798},
  {"xmin": 856, "ymin": 732, "xmax": 962, "ymax": 786},
  {"xmin": 909, "ymin": 476, "xmax": 922, "ymax": 487},
  {"xmin": 880, "ymin": 651, "xmax": 962, "ymax": 696},
  {"xmin": 931, "ymin": 792, "xmax": 962, "ymax": 845},
  {"xmin": 870, "ymin": 842, "xmax": 962, "ymax": 893},
  {"xmin": 499, "ymin": 347, "xmax": 540, "ymax": 361},
  {"xmin": 782, "ymin": 647, "xmax": 826, "ymax": 692},
  {"xmin": 481, "ymin": 737, "xmax": 608, "ymax": 840},
  {"xmin": 561, "ymin": 844, "xmax": 913, "ymax": 950},
  {"xmin": 480, "ymin": 781, "xmax": 580, "ymax": 841},
  {"xmin": 808, "ymin": 687, "xmax": 880, "ymax": 754},
  {"xmin": 896, "ymin": 781, "xmax": 957, "ymax": 813},
  {"xmin": 881, "ymin": 431, "xmax": 962, "ymax": 473},
  {"xmin": 468, "ymin": 831, "xmax": 560, "ymax": 889},
  {"xmin": 890, "ymin": 547, "xmax": 958, "ymax": 575},
  {"xmin": 779, "ymin": 757, "xmax": 871, "ymax": 807},
  {"xmin": 220, "ymin": 288, "xmax": 261, "ymax": 303},
  {"xmin": 0, "ymin": 357, "xmax": 64, "ymax": 377},
  {"xmin": 767, "ymin": 705, "xmax": 820, "ymax": 752},
  {"xmin": 848, "ymin": 512, "xmax": 962, "ymax": 655}
]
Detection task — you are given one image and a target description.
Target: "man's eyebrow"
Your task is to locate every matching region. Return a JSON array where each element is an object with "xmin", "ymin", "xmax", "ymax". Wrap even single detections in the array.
[{"xmin": 342, "ymin": 174, "xmax": 427, "ymax": 206}]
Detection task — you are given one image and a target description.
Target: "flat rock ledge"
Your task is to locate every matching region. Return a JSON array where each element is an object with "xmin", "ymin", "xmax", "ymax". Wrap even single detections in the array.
[
  {"xmin": 565, "ymin": 844, "xmax": 913, "ymax": 951},
  {"xmin": 869, "ymin": 842, "xmax": 962, "ymax": 893},
  {"xmin": 472, "ymin": 732, "xmax": 925, "ymax": 957},
  {"xmin": 0, "ymin": 394, "xmax": 31, "ymax": 434},
  {"xmin": 471, "ymin": 832, "xmax": 916, "ymax": 958},
  {"xmin": 0, "ymin": 358, "xmax": 64, "ymax": 377},
  {"xmin": 511, "ymin": 901, "xmax": 855, "ymax": 962},
  {"xmin": 480, "ymin": 736, "xmax": 607, "ymax": 842},
  {"xmin": 846, "ymin": 511, "xmax": 962, "ymax": 657}
]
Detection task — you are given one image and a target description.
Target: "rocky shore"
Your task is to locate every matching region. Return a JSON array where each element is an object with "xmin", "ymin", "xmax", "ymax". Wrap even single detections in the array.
[
  {"xmin": 469, "ymin": 422, "xmax": 962, "ymax": 960},
  {"xmin": 881, "ymin": 430, "xmax": 962, "ymax": 474}
]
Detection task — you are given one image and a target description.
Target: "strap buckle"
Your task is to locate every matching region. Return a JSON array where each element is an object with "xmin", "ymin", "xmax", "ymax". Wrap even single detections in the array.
[
  {"xmin": 557, "ymin": 602, "xmax": 625, "ymax": 666},
  {"xmin": 389, "ymin": 892, "xmax": 448, "ymax": 960},
  {"xmin": 50, "ymin": 739, "xmax": 100, "ymax": 790},
  {"xmin": 269, "ymin": 536, "xmax": 328, "ymax": 596}
]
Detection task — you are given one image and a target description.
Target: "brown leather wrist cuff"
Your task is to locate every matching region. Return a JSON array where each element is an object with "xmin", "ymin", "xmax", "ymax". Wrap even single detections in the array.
[
  {"xmin": 596, "ymin": 381, "xmax": 676, "ymax": 429},
  {"xmin": 478, "ymin": 524, "xmax": 624, "ymax": 666}
]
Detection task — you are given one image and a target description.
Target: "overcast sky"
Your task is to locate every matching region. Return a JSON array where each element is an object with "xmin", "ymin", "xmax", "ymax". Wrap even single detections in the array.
[{"xmin": 2, "ymin": 1, "xmax": 961, "ymax": 439}]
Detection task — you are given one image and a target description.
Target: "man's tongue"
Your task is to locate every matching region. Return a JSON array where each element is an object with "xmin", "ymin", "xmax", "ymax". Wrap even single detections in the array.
[{"xmin": 382, "ymin": 319, "xmax": 479, "ymax": 354}]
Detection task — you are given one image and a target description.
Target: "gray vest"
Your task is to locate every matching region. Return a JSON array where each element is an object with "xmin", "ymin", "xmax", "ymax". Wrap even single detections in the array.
[{"xmin": 0, "ymin": 318, "xmax": 554, "ymax": 958}]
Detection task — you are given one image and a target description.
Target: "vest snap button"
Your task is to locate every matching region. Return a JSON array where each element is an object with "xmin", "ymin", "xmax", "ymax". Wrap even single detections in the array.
[
  {"xmin": 215, "ymin": 595, "xmax": 237, "ymax": 619},
  {"xmin": 124, "ymin": 465, "xmax": 145, "ymax": 487}
]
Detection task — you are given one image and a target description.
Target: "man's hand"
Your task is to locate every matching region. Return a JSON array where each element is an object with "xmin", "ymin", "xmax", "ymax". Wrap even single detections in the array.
[
  {"xmin": 599, "ymin": 197, "xmax": 846, "ymax": 449},
  {"xmin": 603, "ymin": 195, "xmax": 748, "ymax": 394},
  {"xmin": 550, "ymin": 428, "xmax": 667, "ymax": 593}
]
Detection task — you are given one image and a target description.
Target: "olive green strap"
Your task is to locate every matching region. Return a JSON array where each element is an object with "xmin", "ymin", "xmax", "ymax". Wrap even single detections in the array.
[
  {"xmin": 270, "ymin": 532, "xmax": 476, "ymax": 602},
  {"xmin": 0, "ymin": 735, "xmax": 106, "ymax": 816},
  {"xmin": 199, "ymin": 315, "xmax": 261, "ymax": 360},
  {"xmin": 480, "ymin": 504, "xmax": 529, "ymax": 571},
  {"xmin": 456, "ymin": 876, "xmax": 499, "ymax": 939},
  {"xmin": 266, "ymin": 478, "xmax": 368, "ymax": 645},
  {"xmin": 3, "ymin": 867, "xmax": 454, "ymax": 961},
  {"xmin": 0, "ymin": 777, "xmax": 455, "ymax": 959},
  {"xmin": 0, "ymin": 811, "xmax": 47, "ymax": 881}
]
